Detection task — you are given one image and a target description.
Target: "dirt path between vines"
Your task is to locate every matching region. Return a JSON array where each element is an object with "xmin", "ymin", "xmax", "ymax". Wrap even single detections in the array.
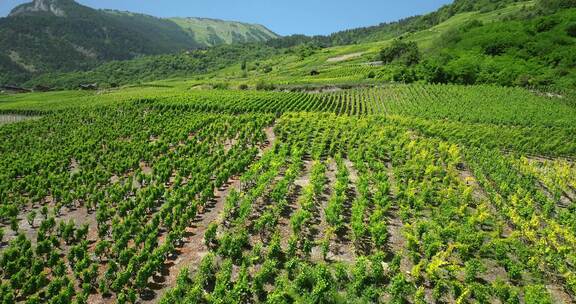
[
  {"xmin": 311, "ymin": 159, "xmax": 335, "ymax": 262},
  {"xmin": 142, "ymin": 125, "xmax": 277, "ymax": 303},
  {"xmin": 279, "ymin": 159, "xmax": 312, "ymax": 249},
  {"xmin": 458, "ymin": 164, "xmax": 574, "ymax": 303},
  {"xmin": 326, "ymin": 52, "xmax": 364, "ymax": 63},
  {"xmin": 383, "ymin": 160, "xmax": 412, "ymax": 273}
]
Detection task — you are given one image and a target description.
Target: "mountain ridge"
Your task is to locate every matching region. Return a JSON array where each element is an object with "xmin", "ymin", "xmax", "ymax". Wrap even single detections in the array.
[
  {"xmin": 0, "ymin": 0, "xmax": 279, "ymax": 84},
  {"xmin": 9, "ymin": 0, "xmax": 86, "ymax": 17}
]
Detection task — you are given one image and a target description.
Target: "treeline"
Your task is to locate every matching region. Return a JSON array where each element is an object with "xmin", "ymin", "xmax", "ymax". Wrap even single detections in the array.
[
  {"xmin": 265, "ymin": 0, "xmax": 528, "ymax": 49},
  {"xmin": 24, "ymin": 43, "xmax": 279, "ymax": 90},
  {"xmin": 266, "ymin": 0, "xmax": 575, "ymax": 50}
]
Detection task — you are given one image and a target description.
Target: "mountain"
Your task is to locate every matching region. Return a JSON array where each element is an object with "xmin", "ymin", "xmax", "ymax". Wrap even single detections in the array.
[
  {"xmin": 0, "ymin": 0, "xmax": 278, "ymax": 84},
  {"xmin": 170, "ymin": 17, "xmax": 279, "ymax": 46},
  {"xmin": 22, "ymin": 0, "xmax": 576, "ymax": 92},
  {"xmin": 9, "ymin": 0, "xmax": 81, "ymax": 17}
]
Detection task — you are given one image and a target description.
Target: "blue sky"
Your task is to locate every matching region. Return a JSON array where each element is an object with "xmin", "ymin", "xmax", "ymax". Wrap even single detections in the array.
[{"xmin": 1, "ymin": 0, "xmax": 453, "ymax": 36}]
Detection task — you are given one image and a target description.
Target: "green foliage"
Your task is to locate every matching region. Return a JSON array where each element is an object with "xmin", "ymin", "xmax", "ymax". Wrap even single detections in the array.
[
  {"xmin": 255, "ymin": 80, "xmax": 277, "ymax": 91},
  {"xmin": 538, "ymin": 0, "xmax": 576, "ymax": 12},
  {"xmin": 218, "ymin": 228, "xmax": 249, "ymax": 261},
  {"xmin": 2, "ymin": 3, "xmax": 576, "ymax": 304},
  {"xmin": 26, "ymin": 43, "xmax": 279, "ymax": 89},
  {"xmin": 389, "ymin": 273, "xmax": 414, "ymax": 303},
  {"xmin": 464, "ymin": 259, "xmax": 486, "ymax": 283},
  {"xmin": 567, "ymin": 22, "xmax": 576, "ymax": 36},
  {"xmin": 204, "ymin": 223, "xmax": 218, "ymax": 247},
  {"xmin": 381, "ymin": 40, "xmax": 421, "ymax": 66},
  {"xmin": 396, "ymin": 8, "xmax": 576, "ymax": 90},
  {"xmin": 0, "ymin": 0, "xmax": 277, "ymax": 85},
  {"xmin": 524, "ymin": 285, "xmax": 553, "ymax": 304}
]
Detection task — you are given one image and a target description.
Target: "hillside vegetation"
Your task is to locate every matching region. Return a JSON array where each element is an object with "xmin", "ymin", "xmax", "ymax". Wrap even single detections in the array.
[
  {"xmin": 170, "ymin": 18, "xmax": 278, "ymax": 46},
  {"xmin": 0, "ymin": 0, "xmax": 278, "ymax": 85},
  {"xmin": 18, "ymin": 0, "xmax": 576, "ymax": 92}
]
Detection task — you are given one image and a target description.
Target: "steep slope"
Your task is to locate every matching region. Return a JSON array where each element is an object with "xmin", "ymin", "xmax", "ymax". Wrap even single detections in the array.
[
  {"xmin": 170, "ymin": 17, "xmax": 278, "ymax": 46},
  {"xmin": 266, "ymin": 0, "xmax": 530, "ymax": 48},
  {"xmin": 9, "ymin": 0, "xmax": 79, "ymax": 17},
  {"xmin": 0, "ymin": 0, "xmax": 278, "ymax": 85},
  {"xmin": 22, "ymin": 0, "xmax": 576, "ymax": 92}
]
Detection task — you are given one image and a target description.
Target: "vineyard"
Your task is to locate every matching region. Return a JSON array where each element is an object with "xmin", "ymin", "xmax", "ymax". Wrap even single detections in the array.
[{"xmin": 0, "ymin": 85, "xmax": 575, "ymax": 304}]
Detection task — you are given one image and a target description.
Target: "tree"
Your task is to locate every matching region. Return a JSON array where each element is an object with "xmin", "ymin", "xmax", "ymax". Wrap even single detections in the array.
[{"xmin": 381, "ymin": 40, "xmax": 421, "ymax": 66}]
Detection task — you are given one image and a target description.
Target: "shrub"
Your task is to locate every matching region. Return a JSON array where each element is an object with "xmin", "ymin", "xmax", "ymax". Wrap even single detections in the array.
[
  {"xmin": 483, "ymin": 42, "xmax": 504, "ymax": 56},
  {"xmin": 381, "ymin": 40, "xmax": 421, "ymax": 66},
  {"xmin": 255, "ymin": 81, "xmax": 276, "ymax": 91},
  {"xmin": 204, "ymin": 223, "xmax": 218, "ymax": 247},
  {"xmin": 218, "ymin": 229, "xmax": 249, "ymax": 261},
  {"xmin": 567, "ymin": 23, "xmax": 576, "ymax": 37},
  {"xmin": 262, "ymin": 66, "xmax": 273, "ymax": 73},
  {"xmin": 524, "ymin": 285, "xmax": 553, "ymax": 304},
  {"xmin": 212, "ymin": 83, "xmax": 229, "ymax": 90},
  {"xmin": 533, "ymin": 18, "xmax": 559, "ymax": 32},
  {"xmin": 538, "ymin": 0, "xmax": 576, "ymax": 11}
]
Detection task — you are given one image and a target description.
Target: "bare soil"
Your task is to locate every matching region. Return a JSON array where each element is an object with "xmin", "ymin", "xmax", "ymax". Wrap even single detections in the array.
[
  {"xmin": 547, "ymin": 284, "xmax": 574, "ymax": 304},
  {"xmin": 142, "ymin": 177, "xmax": 243, "ymax": 303},
  {"xmin": 326, "ymin": 52, "xmax": 364, "ymax": 63},
  {"xmin": 144, "ymin": 125, "xmax": 278, "ymax": 303},
  {"xmin": 279, "ymin": 159, "xmax": 313, "ymax": 248},
  {"xmin": 383, "ymin": 161, "xmax": 412, "ymax": 274},
  {"xmin": 140, "ymin": 161, "xmax": 153, "ymax": 175},
  {"xmin": 8, "ymin": 125, "xmax": 278, "ymax": 304},
  {"xmin": 0, "ymin": 114, "xmax": 41, "ymax": 125}
]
